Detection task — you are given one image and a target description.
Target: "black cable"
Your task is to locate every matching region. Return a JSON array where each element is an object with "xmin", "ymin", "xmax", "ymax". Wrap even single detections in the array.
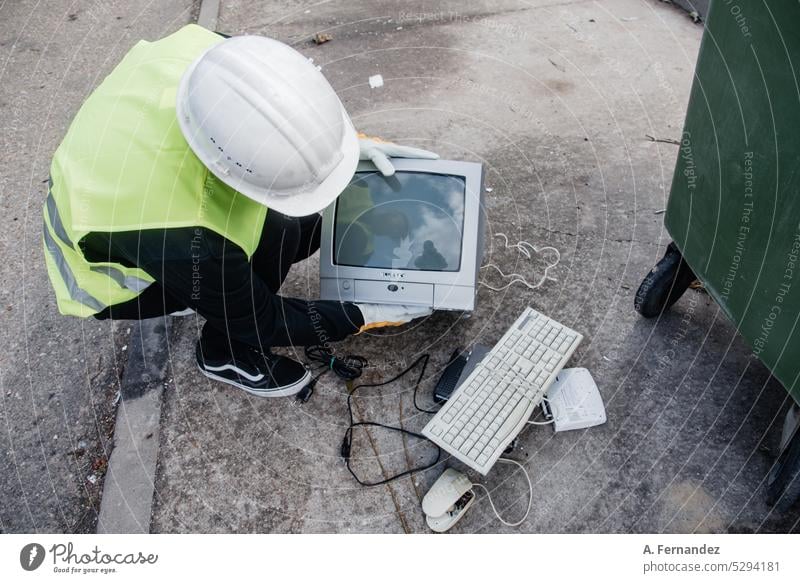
[
  {"xmin": 296, "ymin": 345, "xmax": 366, "ymax": 403},
  {"xmin": 300, "ymin": 345, "xmax": 441, "ymax": 487},
  {"xmin": 343, "ymin": 354, "xmax": 441, "ymax": 486},
  {"xmin": 347, "ymin": 353, "xmax": 440, "ymax": 415},
  {"xmin": 305, "ymin": 344, "xmax": 366, "ymax": 381}
]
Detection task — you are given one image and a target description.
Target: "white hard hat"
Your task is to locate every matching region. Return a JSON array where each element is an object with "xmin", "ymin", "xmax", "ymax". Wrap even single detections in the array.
[{"xmin": 176, "ymin": 35, "xmax": 359, "ymax": 217}]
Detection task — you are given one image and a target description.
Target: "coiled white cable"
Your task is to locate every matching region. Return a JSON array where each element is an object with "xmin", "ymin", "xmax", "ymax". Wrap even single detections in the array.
[
  {"xmin": 471, "ymin": 458, "xmax": 533, "ymax": 527},
  {"xmin": 480, "ymin": 264, "xmax": 551, "ymax": 291},
  {"xmin": 480, "ymin": 233, "xmax": 560, "ymax": 291}
]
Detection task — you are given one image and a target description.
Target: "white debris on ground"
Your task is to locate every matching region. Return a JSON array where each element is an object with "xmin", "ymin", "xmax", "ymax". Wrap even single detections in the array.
[{"xmin": 368, "ymin": 74, "xmax": 384, "ymax": 89}]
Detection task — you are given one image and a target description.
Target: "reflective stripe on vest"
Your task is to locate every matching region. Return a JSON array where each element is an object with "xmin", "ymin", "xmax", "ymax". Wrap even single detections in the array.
[
  {"xmin": 45, "ymin": 184, "xmax": 72, "ymax": 248},
  {"xmin": 43, "ymin": 188, "xmax": 154, "ymax": 313},
  {"xmin": 89, "ymin": 265, "xmax": 152, "ymax": 292},
  {"xmin": 42, "ymin": 220, "xmax": 106, "ymax": 313}
]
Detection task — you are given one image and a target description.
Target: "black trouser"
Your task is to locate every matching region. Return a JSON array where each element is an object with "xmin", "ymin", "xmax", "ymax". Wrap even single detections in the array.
[
  {"xmin": 96, "ymin": 212, "xmax": 322, "ymax": 357},
  {"xmin": 200, "ymin": 212, "xmax": 322, "ymax": 358}
]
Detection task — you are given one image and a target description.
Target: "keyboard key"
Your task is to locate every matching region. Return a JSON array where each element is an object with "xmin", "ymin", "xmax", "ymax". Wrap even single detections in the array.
[{"xmin": 517, "ymin": 361, "xmax": 533, "ymax": 375}]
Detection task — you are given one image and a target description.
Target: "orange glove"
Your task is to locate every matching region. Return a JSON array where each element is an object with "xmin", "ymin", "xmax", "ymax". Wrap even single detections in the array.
[{"xmin": 355, "ymin": 303, "xmax": 433, "ymax": 333}]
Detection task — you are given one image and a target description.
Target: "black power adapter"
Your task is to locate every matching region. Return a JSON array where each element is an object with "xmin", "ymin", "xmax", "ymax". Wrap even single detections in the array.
[{"xmin": 433, "ymin": 344, "xmax": 491, "ymax": 403}]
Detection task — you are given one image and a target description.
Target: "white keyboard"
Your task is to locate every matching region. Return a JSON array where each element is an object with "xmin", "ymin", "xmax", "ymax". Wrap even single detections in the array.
[{"xmin": 422, "ymin": 307, "xmax": 583, "ymax": 474}]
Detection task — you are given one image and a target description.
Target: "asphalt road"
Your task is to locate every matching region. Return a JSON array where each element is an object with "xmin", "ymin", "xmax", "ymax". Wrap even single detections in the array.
[{"xmin": 0, "ymin": 0, "xmax": 196, "ymax": 534}]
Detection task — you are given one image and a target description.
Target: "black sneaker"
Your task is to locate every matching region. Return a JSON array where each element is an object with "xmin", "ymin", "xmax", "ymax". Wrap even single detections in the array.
[{"xmin": 196, "ymin": 342, "xmax": 311, "ymax": 397}]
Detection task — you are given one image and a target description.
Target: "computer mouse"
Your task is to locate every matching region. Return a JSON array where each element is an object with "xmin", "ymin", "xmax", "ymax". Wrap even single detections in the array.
[
  {"xmin": 425, "ymin": 489, "xmax": 475, "ymax": 533},
  {"xmin": 422, "ymin": 468, "xmax": 475, "ymax": 532}
]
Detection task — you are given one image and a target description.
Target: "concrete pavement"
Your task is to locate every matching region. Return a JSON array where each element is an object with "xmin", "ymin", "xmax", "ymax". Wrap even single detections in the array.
[
  {"xmin": 148, "ymin": 0, "xmax": 798, "ymax": 532},
  {"xmin": 0, "ymin": 0, "xmax": 195, "ymax": 533}
]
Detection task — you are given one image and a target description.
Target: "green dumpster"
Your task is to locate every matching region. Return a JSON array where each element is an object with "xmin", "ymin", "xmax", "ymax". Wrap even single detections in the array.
[{"xmin": 634, "ymin": 0, "xmax": 800, "ymax": 507}]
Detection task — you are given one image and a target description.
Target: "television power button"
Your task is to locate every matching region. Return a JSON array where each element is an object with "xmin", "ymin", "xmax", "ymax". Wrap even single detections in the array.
[{"xmin": 342, "ymin": 281, "xmax": 351, "ymax": 290}]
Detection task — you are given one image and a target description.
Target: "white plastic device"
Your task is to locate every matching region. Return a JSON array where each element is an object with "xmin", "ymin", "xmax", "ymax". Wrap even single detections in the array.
[
  {"xmin": 545, "ymin": 368, "xmax": 606, "ymax": 432},
  {"xmin": 422, "ymin": 468, "xmax": 475, "ymax": 533}
]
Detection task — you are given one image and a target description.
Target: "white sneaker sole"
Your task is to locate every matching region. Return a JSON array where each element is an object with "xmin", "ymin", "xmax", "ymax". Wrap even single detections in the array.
[{"xmin": 197, "ymin": 364, "xmax": 312, "ymax": 398}]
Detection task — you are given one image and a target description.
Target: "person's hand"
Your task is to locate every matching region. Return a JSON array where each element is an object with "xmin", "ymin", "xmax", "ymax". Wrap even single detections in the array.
[
  {"xmin": 358, "ymin": 133, "xmax": 438, "ymax": 177},
  {"xmin": 355, "ymin": 303, "xmax": 432, "ymax": 333}
]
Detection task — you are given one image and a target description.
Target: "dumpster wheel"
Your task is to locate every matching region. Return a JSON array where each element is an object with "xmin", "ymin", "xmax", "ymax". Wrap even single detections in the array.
[{"xmin": 634, "ymin": 242, "xmax": 698, "ymax": 318}]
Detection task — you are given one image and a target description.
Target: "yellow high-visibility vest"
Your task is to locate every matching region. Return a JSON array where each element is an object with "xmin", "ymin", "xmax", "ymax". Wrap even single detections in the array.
[{"xmin": 43, "ymin": 25, "xmax": 267, "ymax": 316}]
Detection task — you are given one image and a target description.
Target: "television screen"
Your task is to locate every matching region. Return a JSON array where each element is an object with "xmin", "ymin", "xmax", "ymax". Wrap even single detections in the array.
[{"xmin": 333, "ymin": 171, "xmax": 466, "ymax": 272}]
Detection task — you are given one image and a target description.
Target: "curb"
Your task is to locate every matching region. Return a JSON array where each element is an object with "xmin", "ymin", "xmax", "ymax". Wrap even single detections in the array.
[
  {"xmin": 97, "ymin": 318, "xmax": 170, "ymax": 533},
  {"xmin": 197, "ymin": 0, "xmax": 220, "ymax": 30}
]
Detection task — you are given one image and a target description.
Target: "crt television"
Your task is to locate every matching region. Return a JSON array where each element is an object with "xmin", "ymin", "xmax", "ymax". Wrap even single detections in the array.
[{"xmin": 320, "ymin": 159, "xmax": 485, "ymax": 311}]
